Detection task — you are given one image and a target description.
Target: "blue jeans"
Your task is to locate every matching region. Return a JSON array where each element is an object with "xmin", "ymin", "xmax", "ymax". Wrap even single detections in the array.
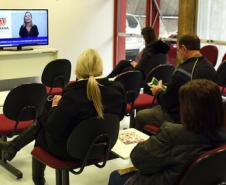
[{"xmin": 108, "ymin": 170, "xmax": 134, "ymax": 185}]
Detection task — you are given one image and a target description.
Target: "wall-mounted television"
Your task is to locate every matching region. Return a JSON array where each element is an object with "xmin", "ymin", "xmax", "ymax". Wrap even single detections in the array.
[{"xmin": 0, "ymin": 9, "xmax": 48, "ymax": 51}]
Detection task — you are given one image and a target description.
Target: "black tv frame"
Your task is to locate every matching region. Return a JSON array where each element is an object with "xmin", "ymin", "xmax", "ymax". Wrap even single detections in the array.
[{"xmin": 0, "ymin": 9, "xmax": 49, "ymax": 51}]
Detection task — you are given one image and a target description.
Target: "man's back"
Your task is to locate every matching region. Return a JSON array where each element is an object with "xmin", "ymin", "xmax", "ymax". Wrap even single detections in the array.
[{"xmin": 157, "ymin": 56, "xmax": 216, "ymax": 122}]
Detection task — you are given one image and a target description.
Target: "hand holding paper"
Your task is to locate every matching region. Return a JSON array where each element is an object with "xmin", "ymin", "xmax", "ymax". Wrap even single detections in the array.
[{"xmin": 150, "ymin": 80, "xmax": 164, "ymax": 96}]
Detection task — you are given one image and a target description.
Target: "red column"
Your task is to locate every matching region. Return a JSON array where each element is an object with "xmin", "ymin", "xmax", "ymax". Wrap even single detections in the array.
[
  {"xmin": 146, "ymin": 0, "xmax": 151, "ymax": 26},
  {"xmin": 151, "ymin": 0, "xmax": 160, "ymax": 36},
  {"xmin": 113, "ymin": 0, "xmax": 126, "ymax": 66}
]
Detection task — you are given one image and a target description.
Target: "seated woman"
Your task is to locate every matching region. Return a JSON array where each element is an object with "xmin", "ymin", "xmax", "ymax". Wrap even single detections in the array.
[
  {"xmin": 108, "ymin": 79, "xmax": 226, "ymax": 185},
  {"xmin": 108, "ymin": 27, "xmax": 170, "ymax": 80},
  {"xmin": 0, "ymin": 49, "xmax": 126, "ymax": 185}
]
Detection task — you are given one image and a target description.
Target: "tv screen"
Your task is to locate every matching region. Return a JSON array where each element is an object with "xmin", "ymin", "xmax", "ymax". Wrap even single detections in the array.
[{"xmin": 0, "ymin": 9, "xmax": 48, "ymax": 50}]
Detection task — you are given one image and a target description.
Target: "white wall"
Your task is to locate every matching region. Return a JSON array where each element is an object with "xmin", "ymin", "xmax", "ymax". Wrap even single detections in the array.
[{"xmin": 0, "ymin": 0, "xmax": 114, "ymax": 78}]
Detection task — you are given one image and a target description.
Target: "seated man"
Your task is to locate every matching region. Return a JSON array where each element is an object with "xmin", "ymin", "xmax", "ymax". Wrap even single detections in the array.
[{"xmin": 135, "ymin": 34, "xmax": 217, "ymax": 130}]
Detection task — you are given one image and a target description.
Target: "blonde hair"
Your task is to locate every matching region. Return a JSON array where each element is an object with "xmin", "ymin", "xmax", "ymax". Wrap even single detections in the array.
[{"xmin": 75, "ymin": 49, "xmax": 104, "ymax": 118}]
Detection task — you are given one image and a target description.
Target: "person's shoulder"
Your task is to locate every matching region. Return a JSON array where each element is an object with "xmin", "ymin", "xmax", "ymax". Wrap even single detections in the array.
[
  {"xmin": 161, "ymin": 122, "xmax": 184, "ymax": 134},
  {"xmin": 160, "ymin": 122, "xmax": 195, "ymax": 142}
]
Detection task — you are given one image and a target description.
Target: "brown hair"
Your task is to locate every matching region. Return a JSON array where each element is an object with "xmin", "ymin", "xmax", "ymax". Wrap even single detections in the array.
[
  {"xmin": 141, "ymin": 27, "xmax": 157, "ymax": 46},
  {"xmin": 179, "ymin": 79, "xmax": 224, "ymax": 134},
  {"xmin": 178, "ymin": 34, "xmax": 200, "ymax": 50},
  {"xmin": 75, "ymin": 49, "xmax": 104, "ymax": 118}
]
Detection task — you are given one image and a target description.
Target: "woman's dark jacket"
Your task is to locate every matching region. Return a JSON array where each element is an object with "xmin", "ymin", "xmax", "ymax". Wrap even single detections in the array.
[
  {"xmin": 19, "ymin": 25, "xmax": 39, "ymax": 37},
  {"xmin": 108, "ymin": 40, "xmax": 169, "ymax": 80},
  {"xmin": 36, "ymin": 78, "xmax": 126, "ymax": 159},
  {"xmin": 136, "ymin": 40, "xmax": 170, "ymax": 79},
  {"xmin": 126, "ymin": 122, "xmax": 226, "ymax": 185}
]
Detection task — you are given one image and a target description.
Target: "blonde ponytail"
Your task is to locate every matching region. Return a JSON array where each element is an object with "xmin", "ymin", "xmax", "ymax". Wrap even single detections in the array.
[
  {"xmin": 87, "ymin": 76, "xmax": 104, "ymax": 119},
  {"xmin": 75, "ymin": 48, "xmax": 104, "ymax": 118}
]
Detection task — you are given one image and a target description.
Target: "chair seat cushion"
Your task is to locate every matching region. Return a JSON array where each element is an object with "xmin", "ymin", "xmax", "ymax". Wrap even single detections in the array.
[
  {"xmin": 0, "ymin": 114, "xmax": 33, "ymax": 135},
  {"xmin": 45, "ymin": 87, "xmax": 63, "ymax": 95},
  {"xmin": 134, "ymin": 94, "xmax": 156, "ymax": 109},
  {"xmin": 219, "ymin": 86, "xmax": 226, "ymax": 95},
  {"xmin": 143, "ymin": 124, "xmax": 160, "ymax": 135},
  {"xmin": 31, "ymin": 146, "xmax": 80, "ymax": 169}
]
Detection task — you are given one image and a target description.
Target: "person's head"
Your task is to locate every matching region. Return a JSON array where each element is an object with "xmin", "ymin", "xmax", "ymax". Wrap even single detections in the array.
[
  {"xmin": 177, "ymin": 34, "xmax": 201, "ymax": 61},
  {"xmin": 179, "ymin": 79, "xmax": 224, "ymax": 135},
  {"xmin": 24, "ymin": 12, "xmax": 32, "ymax": 25},
  {"xmin": 141, "ymin": 27, "xmax": 157, "ymax": 46},
  {"xmin": 75, "ymin": 49, "xmax": 104, "ymax": 118}
]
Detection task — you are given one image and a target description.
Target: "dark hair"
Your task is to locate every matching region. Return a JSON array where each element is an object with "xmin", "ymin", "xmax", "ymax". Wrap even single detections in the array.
[
  {"xmin": 141, "ymin": 27, "xmax": 157, "ymax": 45},
  {"xmin": 179, "ymin": 79, "xmax": 224, "ymax": 135},
  {"xmin": 178, "ymin": 34, "xmax": 200, "ymax": 50}
]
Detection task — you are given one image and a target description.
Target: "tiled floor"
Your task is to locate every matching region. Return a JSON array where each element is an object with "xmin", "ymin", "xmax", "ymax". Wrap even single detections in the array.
[{"xmin": 0, "ymin": 117, "xmax": 131, "ymax": 185}]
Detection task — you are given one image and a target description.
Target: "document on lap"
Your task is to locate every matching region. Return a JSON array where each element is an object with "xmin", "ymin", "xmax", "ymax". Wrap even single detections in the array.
[{"xmin": 112, "ymin": 128, "xmax": 149, "ymax": 159}]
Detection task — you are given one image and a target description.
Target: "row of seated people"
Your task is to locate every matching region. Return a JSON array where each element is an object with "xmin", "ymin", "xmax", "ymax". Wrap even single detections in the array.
[
  {"xmin": 108, "ymin": 33, "xmax": 226, "ymax": 184},
  {"xmin": 0, "ymin": 32, "xmax": 226, "ymax": 185}
]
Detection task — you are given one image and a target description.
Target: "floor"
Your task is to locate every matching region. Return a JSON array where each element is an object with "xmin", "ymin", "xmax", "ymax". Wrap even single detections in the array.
[{"xmin": 0, "ymin": 116, "xmax": 132, "ymax": 185}]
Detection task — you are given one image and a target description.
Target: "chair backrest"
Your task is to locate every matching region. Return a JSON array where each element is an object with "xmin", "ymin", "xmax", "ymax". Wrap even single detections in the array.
[
  {"xmin": 200, "ymin": 45, "xmax": 218, "ymax": 66},
  {"xmin": 41, "ymin": 59, "xmax": 71, "ymax": 89},
  {"xmin": 67, "ymin": 114, "xmax": 120, "ymax": 161},
  {"xmin": 3, "ymin": 83, "xmax": 47, "ymax": 122},
  {"xmin": 179, "ymin": 144, "xmax": 226, "ymax": 185},
  {"xmin": 221, "ymin": 52, "xmax": 226, "ymax": 64},
  {"xmin": 167, "ymin": 44, "xmax": 177, "ymax": 66},
  {"xmin": 216, "ymin": 62, "xmax": 226, "ymax": 92},
  {"xmin": 115, "ymin": 70, "xmax": 143, "ymax": 103},
  {"xmin": 144, "ymin": 64, "xmax": 175, "ymax": 94}
]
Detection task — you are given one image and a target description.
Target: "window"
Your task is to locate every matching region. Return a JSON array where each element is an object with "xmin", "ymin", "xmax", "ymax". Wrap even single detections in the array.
[{"xmin": 197, "ymin": 0, "xmax": 226, "ymax": 68}]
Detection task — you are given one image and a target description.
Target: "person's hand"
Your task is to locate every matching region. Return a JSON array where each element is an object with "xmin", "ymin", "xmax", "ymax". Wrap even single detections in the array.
[
  {"xmin": 52, "ymin": 95, "xmax": 62, "ymax": 107},
  {"xmin": 150, "ymin": 80, "xmax": 163, "ymax": 96},
  {"xmin": 130, "ymin": 61, "xmax": 138, "ymax": 68}
]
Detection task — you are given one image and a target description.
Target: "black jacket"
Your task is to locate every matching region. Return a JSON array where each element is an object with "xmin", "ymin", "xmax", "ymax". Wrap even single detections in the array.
[
  {"xmin": 107, "ymin": 40, "xmax": 169, "ymax": 80},
  {"xmin": 126, "ymin": 122, "xmax": 226, "ymax": 185},
  {"xmin": 36, "ymin": 78, "xmax": 126, "ymax": 159},
  {"xmin": 136, "ymin": 40, "xmax": 170, "ymax": 79},
  {"xmin": 19, "ymin": 25, "xmax": 39, "ymax": 37},
  {"xmin": 157, "ymin": 56, "xmax": 217, "ymax": 122}
]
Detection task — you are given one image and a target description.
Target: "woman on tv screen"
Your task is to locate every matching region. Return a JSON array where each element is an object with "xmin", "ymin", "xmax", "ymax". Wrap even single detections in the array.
[{"xmin": 19, "ymin": 11, "xmax": 39, "ymax": 38}]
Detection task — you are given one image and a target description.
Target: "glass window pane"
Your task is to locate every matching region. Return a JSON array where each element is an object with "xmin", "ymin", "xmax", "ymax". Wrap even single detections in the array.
[
  {"xmin": 116, "ymin": 0, "xmax": 146, "ymax": 62},
  {"xmin": 197, "ymin": 0, "xmax": 226, "ymax": 68},
  {"xmin": 159, "ymin": 0, "xmax": 178, "ymax": 38}
]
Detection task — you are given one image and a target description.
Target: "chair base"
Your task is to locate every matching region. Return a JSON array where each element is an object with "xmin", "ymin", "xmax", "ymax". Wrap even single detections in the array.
[{"xmin": 0, "ymin": 158, "xmax": 23, "ymax": 179}]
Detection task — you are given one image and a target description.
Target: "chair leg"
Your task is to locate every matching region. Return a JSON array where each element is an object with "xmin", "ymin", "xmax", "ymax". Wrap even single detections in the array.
[
  {"xmin": 129, "ymin": 108, "xmax": 136, "ymax": 128},
  {"xmin": 56, "ymin": 169, "xmax": 62, "ymax": 185},
  {"xmin": 0, "ymin": 136, "xmax": 23, "ymax": 179},
  {"xmin": 62, "ymin": 169, "xmax": 69, "ymax": 185},
  {"xmin": 0, "ymin": 152, "xmax": 23, "ymax": 179}
]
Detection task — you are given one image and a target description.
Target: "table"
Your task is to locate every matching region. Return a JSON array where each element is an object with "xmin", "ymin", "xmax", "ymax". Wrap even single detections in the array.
[{"xmin": 111, "ymin": 128, "xmax": 149, "ymax": 159}]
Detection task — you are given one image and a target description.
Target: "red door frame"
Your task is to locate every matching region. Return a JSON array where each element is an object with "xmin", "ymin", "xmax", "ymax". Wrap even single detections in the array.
[{"xmin": 113, "ymin": 0, "xmax": 160, "ymax": 66}]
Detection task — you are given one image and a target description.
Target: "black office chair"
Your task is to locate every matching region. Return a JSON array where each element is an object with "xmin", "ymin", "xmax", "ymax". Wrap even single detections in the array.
[
  {"xmin": 115, "ymin": 71, "xmax": 143, "ymax": 127},
  {"xmin": 178, "ymin": 144, "xmax": 226, "ymax": 185},
  {"xmin": 216, "ymin": 62, "xmax": 226, "ymax": 95},
  {"xmin": 41, "ymin": 59, "xmax": 71, "ymax": 95},
  {"xmin": 0, "ymin": 83, "xmax": 47, "ymax": 179},
  {"xmin": 31, "ymin": 114, "xmax": 120, "ymax": 185},
  {"xmin": 144, "ymin": 64, "xmax": 175, "ymax": 95}
]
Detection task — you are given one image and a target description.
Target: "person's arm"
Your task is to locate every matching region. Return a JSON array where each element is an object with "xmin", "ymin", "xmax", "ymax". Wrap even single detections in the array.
[
  {"xmin": 32, "ymin": 25, "xmax": 39, "ymax": 37},
  {"xmin": 19, "ymin": 25, "xmax": 24, "ymax": 37},
  {"xmin": 130, "ymin": 123, "xmax": 172, "ymax": 175},
  {"xmin": 43, "ymin": 93, "xmax": 77, "ymax": 139},
  {"xmin": 156, "ymin": 69, "xmax": 191, "ymax": 110}
]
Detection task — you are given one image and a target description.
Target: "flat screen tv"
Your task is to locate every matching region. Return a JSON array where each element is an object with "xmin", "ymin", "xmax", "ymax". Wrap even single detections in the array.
[{"xmin": 0, "ymin": 9, "xmax": 48, "ymax": 51}]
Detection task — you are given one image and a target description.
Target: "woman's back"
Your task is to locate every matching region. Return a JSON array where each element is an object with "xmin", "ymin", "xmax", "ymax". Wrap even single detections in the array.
[{"xmin": 37, "ymin": 78, "xmax": 126, "ymax": 160}]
